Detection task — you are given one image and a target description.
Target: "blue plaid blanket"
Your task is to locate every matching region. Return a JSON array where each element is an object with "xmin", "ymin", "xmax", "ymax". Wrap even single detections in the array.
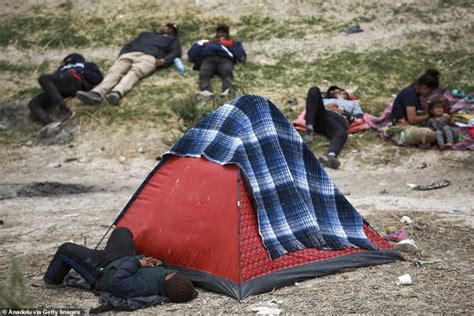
[{"xmin": 165, "ymin": 95, "xmax": 375, "ymax": 259}]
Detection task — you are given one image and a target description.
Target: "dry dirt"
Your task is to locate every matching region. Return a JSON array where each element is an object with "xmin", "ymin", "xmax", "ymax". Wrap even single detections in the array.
[{"xmin": 1, "ymin": 0, "xmax": 473, "ymax": 314}]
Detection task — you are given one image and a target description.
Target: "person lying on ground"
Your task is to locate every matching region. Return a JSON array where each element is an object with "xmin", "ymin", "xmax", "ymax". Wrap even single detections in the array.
[
  {"xmin": 41, "ymin": 227, "xmax": 196, "ymax": 304},
  {"xmin": 28, "ymin": 53, "xmax": 103, "ymax": 137},
  {"xmin": 389, "ymin": 69, "xmax": 439, "ymax": 147},
  {"xmin": 188, "ymin": 23, "xmax": 246, "ymax": 98},
  {"xmin": 427, "ymin": 98, "xmax": 458, "ymax": 150},
  {"xmin": 77, "ymin": 23, "xmax": 181, "ymax": 105},
  {"xmin": 323, "ymin": 85, "xmax": 364, "ymax": 122},
  {"xmin": 304, "ymin": 86, "xmax": 349, "ymax": 170}
]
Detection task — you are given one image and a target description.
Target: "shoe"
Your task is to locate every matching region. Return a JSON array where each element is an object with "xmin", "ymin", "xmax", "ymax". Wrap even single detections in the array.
[
  {"xmin": 58, "ymin": 107, "xmax": 75, "ymax": 123},
  {"xmin": 39, "ymin": 121, "xmax": 62, "ymax": 138},
  {"xmin": 76, "ymin": 91, "xmax": 102, "ymax": 105},
  {"xmin": 31, "ymin": 279, "xmax": 65, "ymax": 288},
  {"xmin": 304, "ymin": 125, "xmax": 314, "ymax": 143},
  {"xmin": 220, "ymin": 88, "xmax": 230, "ymax": 97},
  {"xmin": 196, "ymin": 90, "xmax": 214, "ymax": 99},
  {"xmin": 319, "ymin": 155, "xmax": 341, "ymax": 169},
  {"xmin": 105, "ymin": 91, "xmax": 121, "ymax": 105}
]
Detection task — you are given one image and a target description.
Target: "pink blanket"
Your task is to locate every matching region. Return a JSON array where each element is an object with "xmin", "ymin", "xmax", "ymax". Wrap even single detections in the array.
[{"xmin": 292, "ymin": 109, "xmax": 371, "ymax": 134}]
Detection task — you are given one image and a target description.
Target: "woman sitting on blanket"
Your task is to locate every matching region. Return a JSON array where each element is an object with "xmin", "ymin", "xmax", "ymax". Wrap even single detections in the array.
[{"xmin": 389, "ymin": 69, "xmax": 439, "ymax": 146}]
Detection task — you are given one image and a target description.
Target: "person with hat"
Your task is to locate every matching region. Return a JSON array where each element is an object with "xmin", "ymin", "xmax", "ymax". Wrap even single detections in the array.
[
  {"xmin": 77, "ymin": 23, "xmax": 181, "ymax": 105},
  {"xmin": 188, "ymin": 23, "xmax": 246, "ymax": 98},
  {"xmin": 41, "ymin": 227, "xmax": 197, "ymax": 304}
]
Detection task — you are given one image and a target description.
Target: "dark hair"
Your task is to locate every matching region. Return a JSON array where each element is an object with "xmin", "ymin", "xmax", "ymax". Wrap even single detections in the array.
[
  {"xmin": 166, "ymin": 23, "xmax": 179, "ymax": 36},
  {"xmin": 416, "ymin": 69, "xmax": 440, "ymax": 89},
  {"xmin": 163, "ymin": 273, "xmax": 196, "ymax": 303},
  {"xmin": 326, "ymin": 85, "xmax": 342, "ymax": 96},
  {"xmin": 216, "ymin": 23, "xmax": 230, "ymax": 35},
  {"xmin": 428, "ymin": 98, "xmax": 443, "ymax": 111}
]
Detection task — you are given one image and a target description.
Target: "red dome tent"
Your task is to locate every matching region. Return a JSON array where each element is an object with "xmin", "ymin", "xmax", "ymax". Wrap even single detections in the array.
[{"xmin": 114, "ymin": 156, "xmax": 400, "ymax": 300}]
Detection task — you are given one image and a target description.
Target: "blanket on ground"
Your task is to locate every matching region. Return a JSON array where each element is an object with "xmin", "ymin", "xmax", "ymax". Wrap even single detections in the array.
[
  {"xmin": 365, "ymin": 89, "xmax": 474, "ymax": 151},
  {"xmin": 292, "ymin": 109, "xmax": 371, "ymax": 134},
  {"xmin": 165, "ymin": 94, "xmax": 375, "ymax": 260}
]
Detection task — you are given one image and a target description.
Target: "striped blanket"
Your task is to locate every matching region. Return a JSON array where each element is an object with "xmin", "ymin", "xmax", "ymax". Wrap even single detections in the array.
[{"xmin": 165, "ymin": 95, "xmax": 375, "ymax": 259}]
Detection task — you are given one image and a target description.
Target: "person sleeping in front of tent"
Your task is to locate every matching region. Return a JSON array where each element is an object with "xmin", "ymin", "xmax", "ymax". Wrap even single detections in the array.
[{"xmin": 40, "ymin": 227, "xmax": 197, "ymax": 303}]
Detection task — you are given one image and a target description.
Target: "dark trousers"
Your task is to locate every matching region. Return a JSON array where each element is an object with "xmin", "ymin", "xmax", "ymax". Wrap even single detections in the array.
[
  {"xmin": 199, "ymin": 55, "xmax": 234, "ymax": 92},
  {"xmin": 44, "ymin": 227, "xmax": 135, "ymax": 286},
  {"xmin": 304, "ymin": 86, "xmax": 349, "ymax": 156},
  {"xmin": 28, "ymin": 73, "xmax": 81, "ymax": 125}
]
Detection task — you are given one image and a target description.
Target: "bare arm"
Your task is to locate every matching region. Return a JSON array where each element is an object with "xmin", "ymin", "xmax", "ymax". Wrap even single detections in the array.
[{"xmin": 406, "ymin": 106, "xmax": 430, "ymax": 125}]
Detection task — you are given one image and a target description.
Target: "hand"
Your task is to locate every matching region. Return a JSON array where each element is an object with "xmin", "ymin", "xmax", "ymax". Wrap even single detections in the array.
[
  {"xmin": 155, "ymin": 58, "xmax": 166, "ymax": 67},
  {"xmin": 139, "ymin": 257, "xmax": 163, "ymax": 267}
]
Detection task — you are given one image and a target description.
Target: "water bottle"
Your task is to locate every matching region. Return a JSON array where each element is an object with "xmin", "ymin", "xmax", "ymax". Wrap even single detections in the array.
[{"xmin": 173, "ymin": 58, "xmax": 185, "ymax": 75}]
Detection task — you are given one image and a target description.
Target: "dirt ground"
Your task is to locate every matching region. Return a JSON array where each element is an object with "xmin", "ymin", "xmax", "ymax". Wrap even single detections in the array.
[{"xmin": 1, "ymin": 0, "xmax": 473, "ymax": 314}]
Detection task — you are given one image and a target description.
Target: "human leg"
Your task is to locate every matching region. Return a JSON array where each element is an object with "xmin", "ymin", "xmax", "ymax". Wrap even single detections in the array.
[
  {"xmin": 112, "ymin": 53, "xmax": 156, "ymax": 98},
  {"xmin": 199, "ymin": 56, "xmax": 217, "ymax": 93},
  {"xmin": 44, "ymin": 242, "xmax": 103, "ymax": 286},
  {"xmin": 322, "ymin": 112, "xmax": 349, "ymax": 156},
  {"xmin": 91, "ymin": 55, "xmax": 134, "ymax": 97},
  {"xmin": 28, "ymin": 93, "xmax": 53, "ymax": 125},
  {"xmin": 102, "ymin": 227, "xmax": 136, "ymax": 263},
  {"xmin": 409, "ymin": 127, "xmax": 436, "ymax": 146},
  {"xmin": 304, "ymin": 86, "xmax": 327, "ymax": 143},
  {"xmin": 216, "ymin": 57, "xmax": 234, "ymax": 92}
]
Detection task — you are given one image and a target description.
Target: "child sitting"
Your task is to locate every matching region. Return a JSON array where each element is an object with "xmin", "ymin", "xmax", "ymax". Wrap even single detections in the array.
[{"xmin": 427, "ymin": 99, "xmax": 458, "ymax": 150}]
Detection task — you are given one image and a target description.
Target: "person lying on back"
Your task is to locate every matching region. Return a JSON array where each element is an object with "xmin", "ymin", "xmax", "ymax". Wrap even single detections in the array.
[{"xmin": 41, "ymin": 227, "xmax": 196, "ymax": 303}]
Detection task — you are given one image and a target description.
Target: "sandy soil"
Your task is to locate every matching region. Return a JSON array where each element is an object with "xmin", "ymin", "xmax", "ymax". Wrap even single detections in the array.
[{"xmin": 1, "ymin": 0, "xmax": 473, "ymax": 314}]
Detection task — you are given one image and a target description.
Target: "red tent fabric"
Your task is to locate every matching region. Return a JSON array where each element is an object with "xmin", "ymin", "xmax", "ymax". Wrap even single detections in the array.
[{"xmin": 115, "ymin": 156, "xmax": 400, "ymax": 299}]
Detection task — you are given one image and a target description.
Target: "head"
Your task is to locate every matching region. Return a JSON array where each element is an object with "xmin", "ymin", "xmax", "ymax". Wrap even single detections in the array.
[
  {"xmin": 327, "ymin": 85, "xmax": 350, "ymax": 99},
  {"xmin": 163, "ymin": 273, "xmax": 196, "ymax": 303},
  {"xmin": 215, "ymin": 23, "xmax": 230, "ymax": 38},
  {"xmin": 161, "ymin": 23, "xmax": 178, "ymax": 36},
  {"xmin": 428, "ymin": 99, "xmax": 444, "ymax": 117},
  {"xmin": 415, "ymin": 69, "xmax": 440, "ymax": 98}
]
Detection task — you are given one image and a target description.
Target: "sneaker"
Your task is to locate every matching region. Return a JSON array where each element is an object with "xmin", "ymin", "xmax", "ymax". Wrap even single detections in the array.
[
  {"xmin": 31, "ymin": 279, "xmax": 65, "ymax": 289},
  {"xmin": 304, "ymin": 125, "xmax": 314, "ymax": 143},
  {"xmin": 76, "ymin": 91, "xmax": 102, "ymax": 105},
  {"xmin": 105, "ymin": 91, "xmax": 121, "ymax": 105},
  {"xmin": 39, "ymin": 121, "xmax": 62, "ymax": 138},
  {"xmin": 319, "ymin": 155, "xmax": 341, "ymax": 169},
  {"xmin": 196, "ymin": 90, "xmax": 214, "ymax": 99},
  {"xmin": 58, "ymin": 107, "xmax": 75, "ymax": 123},
  {"xmin": 220, "ymin": 88, "xmax": 230, "ymax": 97}
]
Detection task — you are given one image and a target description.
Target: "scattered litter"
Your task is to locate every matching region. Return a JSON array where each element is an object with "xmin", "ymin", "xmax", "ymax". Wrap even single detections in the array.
[
  {"xmin": 119, "ymin": 156, "xmax": 126, "ymax": 163},
  {"xmin": 451, "ymin": 209, "xmax": 465, "ymax": 215},
  {"xmin": 138, "ymin": 147, "xmax": 145, "ymax": 153},
  {"xmin": 413, "ymin": 258, "xmax": 442, "ymax": 267},
  {"xmin": 25, "ymin": 140, "xmax": 33, "ymax": 147},
  {"xmin": 47, "ymin": 162, "xmax": 62, "ymax": 168},
  {"xmin": 341, "ymin": 24, "xmax": 363, "ymax": 34},
  {"xmin": 397, "ymin": 274, "xmax": 412, "ymax": 286},
  {"xmin": 64, "ymin": 157, "xmax": 78, "ymax": 163},
  {"xmin": 248, "ymin": 301, "xmax": 282, "ymax": 315},
  {"xmin": 400, "ymin": 216, "xmax": 413, "ymax": 225},
  {"xmin": 380, "ymin": 189, "xmax": 389, "ymax": 194},
  {"xmin": 394, "ymin": 239, "xmax": 418, "ymax": 253},
  {"xmin": 385, "ymin": 226, "xmax": 398, "ymax": 234},
  {"xmin": 406, "ymin": 179, "xmax": 450, "ymax": 191},
  {"xmin": 384, "ymin": 229, "xmax": 407, "ymax": 242}
]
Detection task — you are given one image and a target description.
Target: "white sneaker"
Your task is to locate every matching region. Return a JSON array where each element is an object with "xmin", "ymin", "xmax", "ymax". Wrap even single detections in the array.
[
  {"xmin": 197, "ymin": 90, "xmax": 214, "ymax": 98},
  {"xmin": 220, "ymin": 89, "xmax": 230, "ymax": 97},
  {"xmin": 39, "ymin": 122, "xmax": 62, "ymax": 138}
]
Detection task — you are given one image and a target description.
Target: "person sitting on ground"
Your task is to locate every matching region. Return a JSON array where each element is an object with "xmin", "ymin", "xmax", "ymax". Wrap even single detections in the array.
[
  {"xmin": 188, "ymin": 23, "xmax": 246, "ymax": 98},
  {"xmin": 323, "ymin": 85, "xmax": 364, "ymax": 122},
  {"xmin": 77, "ymin": 23, "xmax": 181, "ymax": 105},
  {"xmin": 427, "ymin": 98, "xmax": 458, "ymax": 150},
  {"xmin": 304, "ymin": 86, "xmax": 351, "ymax": 170},
  {"xmin": 389, "ymin": 69, "xmax": 440, "ymax": 147},
  {"xmin": 28, "ymin": 53, "xmax": 103, "ymax": 137},
  {"xmin": 41, "ymin": 227, "xmax": 196, "ymax": 304}
]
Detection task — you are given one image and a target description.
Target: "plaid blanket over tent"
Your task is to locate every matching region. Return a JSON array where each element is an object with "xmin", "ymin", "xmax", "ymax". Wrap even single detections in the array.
[{"xmin": 165, "ymin": 94, "xmax": 375, "ymax": 259}]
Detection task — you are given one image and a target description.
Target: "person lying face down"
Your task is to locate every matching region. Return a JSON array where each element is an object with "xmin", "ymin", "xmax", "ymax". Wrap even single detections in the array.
[{"xmin": 42, "ymin": 227, "xmax": 196, "ymax": 303}]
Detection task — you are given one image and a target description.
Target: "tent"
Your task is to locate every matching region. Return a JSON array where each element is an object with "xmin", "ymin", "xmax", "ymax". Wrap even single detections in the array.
[{"xmin": 113, "ymin": 95, "xmax": 402, "ymax": 299}]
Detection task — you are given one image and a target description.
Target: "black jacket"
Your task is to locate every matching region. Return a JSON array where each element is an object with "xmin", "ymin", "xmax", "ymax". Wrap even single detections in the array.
[
  {"xmin": 120, "ymin": 32, "xmax": 182, "ymax": 67},
  {"xmin": 54, "ymin": 53, "xmax": 103, "ymax": 91}
]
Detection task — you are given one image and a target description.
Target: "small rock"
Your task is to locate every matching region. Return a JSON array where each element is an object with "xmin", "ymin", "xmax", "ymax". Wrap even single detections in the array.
[
  {"xmin": 380, "ymin": 189, "xmax": 389, "ymax": 194},
  {"xmin": 400, "ymin": 215, "xmax": 413, "ymax": 224},
  {"xmin": 119, "ymin": 156, "xmax": 126, "ymax": 163},
  {"xmin": 0, "ymin": 219, "xmax": 4, "ymax": 225},
  {"xmin": 397, "ymin": 274, "xmax": 412, "ymax": 286},
  {"xmin": 47, "ymin": 162, "xmax": 62, "ymax": 168},
  {"xmin": 64, "ymin": 157, "xmax": 78, "ymax": 163},
  {"xmin": 138, "ymin": 147, "xmax": 145, "ymax": 153},
  {"xmin": 25, "ymin": 140, "xmax": 33, "ymax": 147}
]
